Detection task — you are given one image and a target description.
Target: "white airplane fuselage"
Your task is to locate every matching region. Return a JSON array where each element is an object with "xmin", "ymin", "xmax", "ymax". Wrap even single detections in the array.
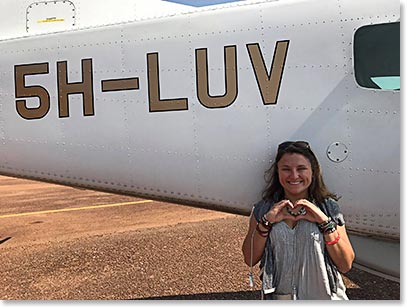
[{"xmin": 0, "ymin": 0, "xmax": 400, "ymax": 280}]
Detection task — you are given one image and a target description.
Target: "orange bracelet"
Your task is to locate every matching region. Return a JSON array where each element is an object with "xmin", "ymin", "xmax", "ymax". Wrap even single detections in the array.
[{"xmin": 325, "ymin": 232, "xmax": 341, "ymax": 245}]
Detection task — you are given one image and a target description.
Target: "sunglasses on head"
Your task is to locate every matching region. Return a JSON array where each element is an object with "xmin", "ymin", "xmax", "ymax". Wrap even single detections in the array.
[{"xmin": 278, "ymin": 141, "xmax": 310, "ymax": 151}]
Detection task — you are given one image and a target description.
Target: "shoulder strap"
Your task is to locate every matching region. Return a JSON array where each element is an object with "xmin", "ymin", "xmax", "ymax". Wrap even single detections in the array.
[
  {"xmin": 252, "ymin": 199, "xmax": 272, "ymax": 223},
  {"xmin": 316, "ymin": 198, "xmax": 345, "ymax": 294},
  {"xmin": 317, "ymin": 198, "xmax": 345, "ymax": 226}
]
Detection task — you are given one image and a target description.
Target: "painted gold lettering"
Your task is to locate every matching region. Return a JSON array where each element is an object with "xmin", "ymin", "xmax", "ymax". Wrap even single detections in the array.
[
  {"xmin": 57, "ymin": 58, "xmax": 94, "ymax": 118},
  {"xmin": 147, "ymin": 53, "xmax": 188, "ymax": 112},
  {"xmin": 14, "ymin": 63, "xmax": 50, "ymax": 120},
  {"xmin": 196, "ymin": 46, "xmax": 238, "ymax": 108},
  {"xmin": 247, "ymin": 40, "xmax": 289, "ymax": 105}
]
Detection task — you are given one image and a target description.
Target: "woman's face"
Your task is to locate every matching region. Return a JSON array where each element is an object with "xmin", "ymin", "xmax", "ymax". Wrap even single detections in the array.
[{"xmin": 277, "ymin": 153, "xmax": 313, "ymax": 201}]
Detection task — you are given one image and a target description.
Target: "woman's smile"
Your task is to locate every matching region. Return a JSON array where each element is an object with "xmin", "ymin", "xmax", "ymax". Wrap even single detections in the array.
[{"xmin": 278, "ymin": 153, "xmax": 313, "ymax": 201}]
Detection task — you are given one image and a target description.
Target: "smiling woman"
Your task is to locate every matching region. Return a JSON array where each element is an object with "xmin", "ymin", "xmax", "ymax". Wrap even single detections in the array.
[
  {"xmin": 242, "ymin": 141, "xmax": 355, "ymax": 300},
  {"xmin": 276, "ymin": 153, "xmax": 313, "ymax": 203}
]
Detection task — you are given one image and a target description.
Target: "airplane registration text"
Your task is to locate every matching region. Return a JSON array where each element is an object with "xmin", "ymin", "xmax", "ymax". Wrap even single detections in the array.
[{"xmin": 14, "ymin": 40, "xmax": 289, "ymax": 120}]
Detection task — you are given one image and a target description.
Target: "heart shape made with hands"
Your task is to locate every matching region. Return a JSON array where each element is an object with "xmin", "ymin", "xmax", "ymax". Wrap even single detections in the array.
[{"xmin": 286, "ymin": 201, "xmax": 307, "ymax": 216}]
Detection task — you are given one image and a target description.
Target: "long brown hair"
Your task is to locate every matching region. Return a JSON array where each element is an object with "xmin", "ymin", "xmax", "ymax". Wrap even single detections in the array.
[{"xmin": 262, "ymin": 141, "xmax": 338, "ymax": 203}]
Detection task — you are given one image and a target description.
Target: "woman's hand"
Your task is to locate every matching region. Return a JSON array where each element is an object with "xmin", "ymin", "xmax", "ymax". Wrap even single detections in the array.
[
  {"xmin": 293, "ymin": 199, "xmax": 328, "ymax": 223},
  {"xmin": 264, "ymin": 199, "xmax": 297, "ymax": 223}
]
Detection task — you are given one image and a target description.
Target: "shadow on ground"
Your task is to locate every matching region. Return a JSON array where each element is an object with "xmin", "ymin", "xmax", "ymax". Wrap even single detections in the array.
[
  {"xmin": 343, "ymin": 268, "xmax": 400, "ymax": 300},
  {"xmin": 136, "ymin": 290, "xmax": 261, "ymax": 300},
  {"xmin": 135, "ymin": 267, "xmax": 400, "ymax": 300},
  {"xmin": 0, "ymin": 237, "xmax": 12, "ymax": 245}
]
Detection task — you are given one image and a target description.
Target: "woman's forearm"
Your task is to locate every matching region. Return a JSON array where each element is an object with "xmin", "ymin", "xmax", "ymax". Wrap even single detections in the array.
[
  {"xmin": 324, "ymin": 226, "xmax": 355, "ymax": 273},
  {"xmin": 242, "ymin": 215, "xmax": 268, "ymax": 266}
]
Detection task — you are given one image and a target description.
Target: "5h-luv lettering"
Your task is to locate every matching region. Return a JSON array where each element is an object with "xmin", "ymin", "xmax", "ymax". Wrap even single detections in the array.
[{"xmin": 14, "ymin": 40, "xmax": 289, "ymax": 120}]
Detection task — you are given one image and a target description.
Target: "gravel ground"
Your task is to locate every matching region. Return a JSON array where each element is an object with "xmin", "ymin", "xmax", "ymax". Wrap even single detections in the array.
[
  {"xmin": 1, "ymin": 216, "xmax": 399, "ymax": 300},
  {"xmin": 0, "ymin": 176, "xmax": 400, "ymax": 300}
]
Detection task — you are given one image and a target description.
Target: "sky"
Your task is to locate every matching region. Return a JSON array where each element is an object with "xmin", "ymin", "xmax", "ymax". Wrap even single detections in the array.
[{"xmin": 162, "ymin": 0, "xmax": 243, "ymax": 7}]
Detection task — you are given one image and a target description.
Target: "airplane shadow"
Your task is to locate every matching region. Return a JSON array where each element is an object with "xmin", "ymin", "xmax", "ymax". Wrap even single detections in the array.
[
  {"xmin": 134, "ymin": 290, "xmax": 261, "ymax": 300},
  {"xmin": 343, "ymin": 269, "xmax": 400, "ymax": 300},
  {"xmin": 133, "ymin": 268, "xmax": 401, "ymax": 300},
  {"xmin": 135, "ymin": 285, "xmax": 399, "ymax": 300},
  {"xmin": 0, "ymin": 237, "xmax": 12, "ymax": 245}
]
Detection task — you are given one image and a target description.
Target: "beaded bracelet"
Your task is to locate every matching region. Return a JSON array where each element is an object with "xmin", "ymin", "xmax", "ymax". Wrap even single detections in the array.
[
  {"xmin": 318, "ymin": 217, "xmax": 332, "ymax": 229},
  {"xmin": 260, "ymin": 214, "xmax": 273, "ymax": 230},
  {"xmin": 256, "ymin": 223, "xmax": 270, "ymax": 237},
  {"xmin": 324, "ymin": 224, "xmax": 337, "ymax": 234},
  {"xmin": 318, "ymin": 218, "xmax": 337, "ymax": 234}
]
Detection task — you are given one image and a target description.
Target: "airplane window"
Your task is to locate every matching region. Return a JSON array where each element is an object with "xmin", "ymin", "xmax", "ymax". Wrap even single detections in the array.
[{"xmin": 354, "ymin": 22, "xmax": 400, "ymax": 90}]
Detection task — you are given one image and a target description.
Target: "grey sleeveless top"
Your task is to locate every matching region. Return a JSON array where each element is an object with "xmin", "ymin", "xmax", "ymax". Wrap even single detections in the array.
[{"xmin": 253, "ymin": 198, "xmax": 348, "ymax": 300}]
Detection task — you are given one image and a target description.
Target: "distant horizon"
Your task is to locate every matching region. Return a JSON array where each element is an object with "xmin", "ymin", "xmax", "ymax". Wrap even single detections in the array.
[{"xmin": 162, "ymin": 0, "xmax": 243, "ymax": 7}]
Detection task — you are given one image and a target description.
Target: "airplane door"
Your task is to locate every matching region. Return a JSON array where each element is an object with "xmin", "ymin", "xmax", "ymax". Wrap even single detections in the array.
[{"xmin": 26, "ymin": 0, "xmax": 76, "ymax": 35}]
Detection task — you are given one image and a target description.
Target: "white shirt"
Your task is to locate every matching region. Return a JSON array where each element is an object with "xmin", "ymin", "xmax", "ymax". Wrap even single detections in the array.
[{"xmin": 266, "ymin": 219, "xmax": 348, "ymax": 300}]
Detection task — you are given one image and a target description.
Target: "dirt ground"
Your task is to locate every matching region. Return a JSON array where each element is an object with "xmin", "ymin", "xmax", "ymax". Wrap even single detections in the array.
[{"xmin": 0, "ymin": 176, "xmax": 400, "ymax": 300}]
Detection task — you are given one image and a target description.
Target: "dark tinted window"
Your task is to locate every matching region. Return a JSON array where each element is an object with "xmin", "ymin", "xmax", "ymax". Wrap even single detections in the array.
[{"xmin": 354, "ymin": 22, "xmax": 400, "ymax": 90}]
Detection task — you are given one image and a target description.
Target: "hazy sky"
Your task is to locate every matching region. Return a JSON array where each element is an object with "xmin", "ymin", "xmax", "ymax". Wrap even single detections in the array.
[{"xmin": 163, "ymin": 0, "xmax": 243, "ymax": 7}]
